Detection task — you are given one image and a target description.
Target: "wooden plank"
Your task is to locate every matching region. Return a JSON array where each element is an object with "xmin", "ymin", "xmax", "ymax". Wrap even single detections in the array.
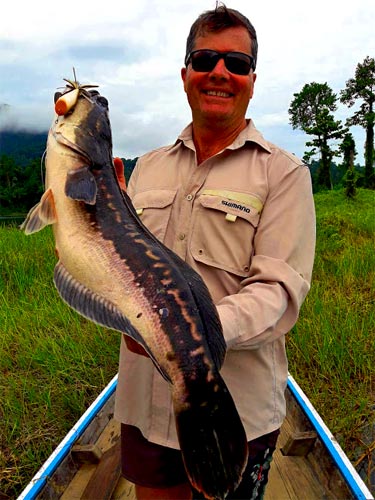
[
  {"xmin": 60, "ymin": 417, "xmax": 121, "ymax": 499},
  {"xmin": 111, "ymin": 477, "xmax": 136, "ymax": 500},
  {"xmin": 81, "ymin": 439, "xmax": 122, "ymax": 500},
  {"xmin": 264, "ymin": 452, "xmax": 292, "ymax": 500},
  {"xmin": 95, "ymin": 417, "xmax": 121, "ymax": 453},
  {"xmin": 272, "ymin": 450, "xmax": 333, "ymax": 499},
  {"xmin": 281, "ymin": 431, "xmax": 317, "ymax": 456},
  {"xmin": 78, "ymin": 394, "xmax": 116, "ymax": 446},
  {"xmin": 61, "ymin": 465, "xmax": 96, "ymax": 500},
  {"xmin": 71, "ymin": 444, "xmax": 103, "ymax": 464}
]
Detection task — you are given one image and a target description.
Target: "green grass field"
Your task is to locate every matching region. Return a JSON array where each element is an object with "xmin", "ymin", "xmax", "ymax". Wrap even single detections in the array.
[{"xmin": 0, "ymin": 188, "xmax": 374, "ymax": 497}]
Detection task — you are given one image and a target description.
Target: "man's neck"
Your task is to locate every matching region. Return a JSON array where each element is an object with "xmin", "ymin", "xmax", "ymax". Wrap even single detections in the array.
[{"xmin": 192, "ymin": 119, "xmax": 247, "ymax": 165}]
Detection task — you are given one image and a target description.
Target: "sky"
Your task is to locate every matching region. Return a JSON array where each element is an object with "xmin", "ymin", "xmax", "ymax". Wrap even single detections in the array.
[{"xmin": 1, "ymin": 0, "xmax": 374, "ymax": 163}]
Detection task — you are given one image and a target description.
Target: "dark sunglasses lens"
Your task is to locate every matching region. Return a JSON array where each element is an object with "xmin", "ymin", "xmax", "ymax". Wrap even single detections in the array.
[
  {"xmin": 190, "ymin": 51, "xmax": 252, "ymax": 75},
  {"xmin": 226, "ymin": 53, "xmax": 252, "ymax": 75},
  {"xmin": 191, "ymin": 51, "xmax": 218, "ymax": 72}
]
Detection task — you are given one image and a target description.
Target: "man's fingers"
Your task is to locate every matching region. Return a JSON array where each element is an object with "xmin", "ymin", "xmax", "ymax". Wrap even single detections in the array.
[
  {"xmin": 114, "ymin": 157, "xmax": 127, "ymax": 191},
  {"xmin": 125, "ymin": 336, "xmax": 149, "ymax": 357}
]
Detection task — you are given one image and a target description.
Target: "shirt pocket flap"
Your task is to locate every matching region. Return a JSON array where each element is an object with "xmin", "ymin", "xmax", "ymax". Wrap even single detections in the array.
[
  {"xmin": 131, "ymin": 189, "xmax": 176, "ymax": 242},
  {"xmin": 199, "ymin": 194, "xmax": 261, "ymax": 226},
  {"xmin": 132, "ymin": 190, "xmax": 177, "ymax": 212}
]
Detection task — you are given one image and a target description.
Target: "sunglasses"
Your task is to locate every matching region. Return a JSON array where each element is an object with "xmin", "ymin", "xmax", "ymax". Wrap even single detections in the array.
[{"xmin": 185, "ymin": 50, "xmax": 255, "ymax": 76}]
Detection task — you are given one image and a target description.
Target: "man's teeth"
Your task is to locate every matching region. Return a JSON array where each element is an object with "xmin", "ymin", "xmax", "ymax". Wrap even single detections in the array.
[{"xmin": 206, "ymin": 90, "xmax": 231, "ymax": 97}]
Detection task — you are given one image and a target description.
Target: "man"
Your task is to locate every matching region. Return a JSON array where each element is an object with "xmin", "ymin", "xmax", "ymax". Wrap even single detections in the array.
[{"xmin": 114, "ymin": 4, "xmax": 315, "ymax": 499}]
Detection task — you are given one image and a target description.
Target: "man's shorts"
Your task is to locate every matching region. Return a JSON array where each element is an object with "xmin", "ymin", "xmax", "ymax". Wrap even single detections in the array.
[{"xmin": 121, "ymin": 424, "xmax": 280, "ymax": 499}]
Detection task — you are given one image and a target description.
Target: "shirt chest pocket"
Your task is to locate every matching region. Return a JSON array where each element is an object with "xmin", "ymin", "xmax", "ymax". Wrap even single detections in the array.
[
  {"xmin": 131, "ymin": 189, "xmax": 176, "ymax": 242},
  {"xmin": 191, "ymin": 194, "xmax": 261, "ymax": 277}
]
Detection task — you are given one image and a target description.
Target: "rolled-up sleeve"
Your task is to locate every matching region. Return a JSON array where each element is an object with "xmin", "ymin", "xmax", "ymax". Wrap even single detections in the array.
[{"xmin": 218, "ymin": 156, "xmax": 316, "ymax": 350}]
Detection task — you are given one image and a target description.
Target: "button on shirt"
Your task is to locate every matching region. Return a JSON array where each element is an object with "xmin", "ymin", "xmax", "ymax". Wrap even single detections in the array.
[{"xmin": 114, "ymin": 120, "xmax": 316, "ymax": 448}]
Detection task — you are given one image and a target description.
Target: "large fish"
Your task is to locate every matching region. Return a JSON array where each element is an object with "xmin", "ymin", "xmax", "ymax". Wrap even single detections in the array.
[{"xmin": 21, "ymin": 79, "xmax": 248, "ymax": 499}]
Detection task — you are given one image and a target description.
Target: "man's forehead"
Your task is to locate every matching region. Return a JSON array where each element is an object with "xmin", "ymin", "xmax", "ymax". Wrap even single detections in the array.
[{"xmin": 192, "ymin": 27, "xmax": 252, "ymax": 53}]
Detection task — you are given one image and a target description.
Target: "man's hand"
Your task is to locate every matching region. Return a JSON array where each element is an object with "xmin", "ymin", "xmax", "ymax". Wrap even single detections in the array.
[
  {"xmin": 125, "ymin": 336, "xmax": 149, "ymax": 357},
  {"xmin": 114, "ymin": 157, "xmax": 127, "ymax": 191}
]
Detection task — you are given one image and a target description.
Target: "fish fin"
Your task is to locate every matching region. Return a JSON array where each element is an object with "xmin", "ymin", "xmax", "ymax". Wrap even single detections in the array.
[
  {"xmin": 53, "ymin": 261, "xmax": 171, "ymax": 383},
  {"xmin": 20, "ymin": 188, "xmax": 57, "ymax": 234},
  {"xmin": 174, "ymin": 376, "xmax": 248, "ymax": 500},
  {"xmin": 65, "ymin": 166, "xmax": 97, "ymax": 204}
]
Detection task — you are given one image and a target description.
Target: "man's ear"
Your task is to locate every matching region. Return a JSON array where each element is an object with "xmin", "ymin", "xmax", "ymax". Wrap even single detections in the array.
[{"xmin": 181, "ymin": 67, "xmax": 187, "ymax": 90}]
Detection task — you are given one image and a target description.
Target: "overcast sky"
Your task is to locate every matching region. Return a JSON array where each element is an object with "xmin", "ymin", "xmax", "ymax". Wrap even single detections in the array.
[{"xmin": 1, "ymin": 0, "xmax": 374, "ymax": 163}]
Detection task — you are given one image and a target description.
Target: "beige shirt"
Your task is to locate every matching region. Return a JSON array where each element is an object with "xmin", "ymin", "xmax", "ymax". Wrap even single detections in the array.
[{"xmin": 114, "ymin": 120, "xmax": 316, "ymax": 447}]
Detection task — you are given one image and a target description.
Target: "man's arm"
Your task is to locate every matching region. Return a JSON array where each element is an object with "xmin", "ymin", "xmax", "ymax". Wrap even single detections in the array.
[{"xmin": 217, "ymin": 160, "xmax": 315, "ymax": 350}]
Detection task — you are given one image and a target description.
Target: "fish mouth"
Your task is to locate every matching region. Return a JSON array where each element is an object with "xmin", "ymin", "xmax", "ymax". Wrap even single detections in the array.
[{"xmin": 52, "ymin": 129, "xmax": 92, "ymax": 164}]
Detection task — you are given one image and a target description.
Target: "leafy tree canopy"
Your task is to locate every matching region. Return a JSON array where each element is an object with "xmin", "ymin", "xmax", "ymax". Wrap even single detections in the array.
[
  {"xmin": 340, "ymin": 56, "xmax": 375, "ymax": 127},
  {"xmin": 289, "ymin": 82, "xmax": 346, "ymax": 142},
  {"xmin": 289, "ymin": 82, "xmax": 347, "ymax": 189}
]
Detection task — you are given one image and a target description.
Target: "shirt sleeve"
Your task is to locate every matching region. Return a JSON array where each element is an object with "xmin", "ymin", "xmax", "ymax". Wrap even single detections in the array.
[
  {"xmin": 217, "ymin": 155, "xmax": 316, "ymax": 350},
  {"xmin": 127, "ymin": 158, "xmax": 141, "ymax": 198}
]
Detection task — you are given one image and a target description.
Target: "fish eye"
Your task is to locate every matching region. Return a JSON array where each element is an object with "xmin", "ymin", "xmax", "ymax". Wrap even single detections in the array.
[
  {"xmin": 54, "ymin": 92, "xmax": 62, "ymax": 103},
  {"xmin": 96, "ymin": 96, "xmax": 109, "ymax": 108}
]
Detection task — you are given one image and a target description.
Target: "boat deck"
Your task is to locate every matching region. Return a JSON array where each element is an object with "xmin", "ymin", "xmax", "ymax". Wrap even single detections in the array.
[
  {"xmin": 40, "ymin": 388, "xmax": 353, "ymax": 500},
  {"xmin": 58, "ymin": 424, "xmax": 335, "ymax": 500}
]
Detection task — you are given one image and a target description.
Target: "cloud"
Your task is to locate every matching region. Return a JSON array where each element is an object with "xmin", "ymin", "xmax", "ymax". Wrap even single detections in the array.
[{"xmin": 1, "ymin": 0, "xmax": 374, "ymax": 163}]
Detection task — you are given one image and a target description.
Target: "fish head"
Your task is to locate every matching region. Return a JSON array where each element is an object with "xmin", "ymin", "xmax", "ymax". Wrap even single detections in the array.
[{"xmin": 51, "ymin": 87, "xmax": 113, "ymax": 168}]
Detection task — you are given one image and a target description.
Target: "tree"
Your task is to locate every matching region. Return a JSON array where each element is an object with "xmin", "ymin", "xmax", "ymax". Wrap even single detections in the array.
[
  {"xmin": 340, "ymin": 56, "xmax": 375, "ymax": 188},
  {"xmin": 0, "ymin": 154, "xmax": 44, "ymax": 212},
  {"xmin": 0, "ymin": 154, "xmax": 26, "ymax": 210},
  {"xmin": 289, "ymin": 82, "xmax": 347, "ymax": 190},
  {"xmin": 121, "ymin": 157, "xmax": 138, "ymax": 183},
  {"xmin": 340, "ymin": 133, "xmax": 357, "ymax": 198},
  {"xmin": 22, "ymin": 158, "xmax": 45, "ymax": 208}
]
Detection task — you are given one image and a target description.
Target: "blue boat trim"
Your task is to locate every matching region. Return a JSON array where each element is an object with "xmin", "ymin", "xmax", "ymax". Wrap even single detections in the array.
[
  {"xmin": 18, "ymin": 373, "xmax": 373, "ymax": 500},
  {"xmin": 287, "ymin": 374, "xmax": 373, "ymax": 500},
  {"xmin": 17, "ymin": 374, "xmax": 118, "ymax": 500}
]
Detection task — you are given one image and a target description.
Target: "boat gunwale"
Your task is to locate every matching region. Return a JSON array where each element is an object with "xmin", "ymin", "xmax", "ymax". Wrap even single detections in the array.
[
  {"xmin": 287, "ymin": 374, "xmax": 373, "ymax": 500},
  {"xmin": 17, "ymin": 374, "xmax": 118, "ymax": 500},
  {"xmin": 17, "ymin": 373, "xmax": 373, "ymax": 500}
]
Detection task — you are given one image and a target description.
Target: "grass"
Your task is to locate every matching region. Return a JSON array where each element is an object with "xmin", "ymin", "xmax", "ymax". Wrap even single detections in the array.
[
  {"xmin": 287, "ymin": 188, "xmax": 375, "ymax": 487},
  {"xmin": 0, "ymin": 226, "xmax": 120, "ymax": 497},
  {"xmin": 0, "ymin": 188, "xmax": 374, "ymax": 497}
]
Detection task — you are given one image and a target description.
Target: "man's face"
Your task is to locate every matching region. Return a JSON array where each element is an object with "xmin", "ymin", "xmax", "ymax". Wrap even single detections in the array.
[{"xmin": 181, "ymin": 26, "xmax": 256, "ymax": 130}]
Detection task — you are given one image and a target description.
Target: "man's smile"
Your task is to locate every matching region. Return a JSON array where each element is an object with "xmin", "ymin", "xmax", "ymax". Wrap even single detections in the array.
[{"xmin": 203, "ymin": 90, "xmax": 234, "ymax": 98}]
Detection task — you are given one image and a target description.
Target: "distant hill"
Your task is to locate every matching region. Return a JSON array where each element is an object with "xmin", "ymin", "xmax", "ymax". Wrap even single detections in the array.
[{"xmin": 0, "ymin": 129, "xmax": 48, "ymax": 167}]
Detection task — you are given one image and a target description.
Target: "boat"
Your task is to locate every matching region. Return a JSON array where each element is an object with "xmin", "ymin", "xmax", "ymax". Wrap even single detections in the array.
[{"xmin": 18, "ymin": 374, "xmax": 374, "ymax": 500}]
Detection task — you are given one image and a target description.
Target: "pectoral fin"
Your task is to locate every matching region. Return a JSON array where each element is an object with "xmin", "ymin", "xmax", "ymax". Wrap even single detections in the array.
[
  {"xmin": 20, "ymin": 188, "xmax": 57, "ymax": 234},
  {"xmin": 65, "ymin": 166, "xmax": 97, "ymax": 204},
  {"xmin": 53, "ymin": 261, "xmax": 171, "ymax": 383}
]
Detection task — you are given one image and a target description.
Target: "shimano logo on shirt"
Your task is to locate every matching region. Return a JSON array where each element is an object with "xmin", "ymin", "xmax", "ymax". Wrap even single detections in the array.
[{"xmin": 221, "ymin": 200, "xmax": 251, "ymax": 213}]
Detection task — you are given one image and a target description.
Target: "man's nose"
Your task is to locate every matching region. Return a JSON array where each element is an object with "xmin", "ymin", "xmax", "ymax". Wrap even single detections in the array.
[{"xmin": 209, "ymin": 57, "xmax": 229, "ymax": 78}]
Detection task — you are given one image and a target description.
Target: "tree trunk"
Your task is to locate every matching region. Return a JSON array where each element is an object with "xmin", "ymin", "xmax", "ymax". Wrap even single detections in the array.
[
  {"xmin": 364, "ymin": 121, "xmax": 374, "ymax": 188},
  {"xmin": 345, "ymin": 148, "xmax": 357, "ymax": 198},
  {"xmin": 317, "ymin": 141, "xmax": 332, "ymax": 189}
]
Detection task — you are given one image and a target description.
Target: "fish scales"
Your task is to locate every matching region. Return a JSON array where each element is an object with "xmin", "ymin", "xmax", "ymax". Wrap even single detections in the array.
[{"xmin": 21, "ymin": 82, "xmax": 248, "ymax": 500}]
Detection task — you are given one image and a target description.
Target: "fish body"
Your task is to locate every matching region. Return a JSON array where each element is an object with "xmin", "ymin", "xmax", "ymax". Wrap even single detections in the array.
[{"xmin": 22, "ymin": 85, "xmax": 248, "ymax": 499}]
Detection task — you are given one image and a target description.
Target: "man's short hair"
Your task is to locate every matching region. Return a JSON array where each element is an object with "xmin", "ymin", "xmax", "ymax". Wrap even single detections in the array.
[{"xmin": 185, "ymin": 2, "xmax": 258, "ymax": 70}]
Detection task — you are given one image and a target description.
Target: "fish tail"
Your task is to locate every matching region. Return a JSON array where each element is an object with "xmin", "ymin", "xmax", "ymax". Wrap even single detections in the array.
[{"xmin": 174, "ymin": 376, "xmax": 248, "ymax": 500}]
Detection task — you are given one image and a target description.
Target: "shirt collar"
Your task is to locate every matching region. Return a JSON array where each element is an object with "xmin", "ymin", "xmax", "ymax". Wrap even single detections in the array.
[{"xmin": 168, "ymin": 119, "xmax": 272, "ymax": 154}]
